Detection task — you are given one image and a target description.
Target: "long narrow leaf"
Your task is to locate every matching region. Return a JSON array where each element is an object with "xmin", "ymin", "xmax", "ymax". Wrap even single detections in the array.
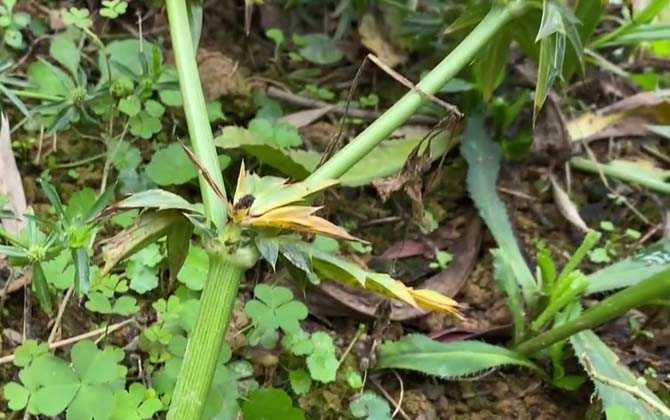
[
  {"xmin": 586, "ymin": 238, "xmax": 670, "ymax": 294},
  {"xmin": 461, "ymin": 114, "xmax": 539, "ymax": 305},
  {"xmin": 378, "ymin": 334, "xmax": 542, "ymax": 379}
]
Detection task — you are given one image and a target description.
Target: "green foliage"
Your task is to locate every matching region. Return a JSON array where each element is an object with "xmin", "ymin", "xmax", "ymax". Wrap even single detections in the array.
[
  {"xmin": 125, "ymin": 243, "xmax": 163, "ymax": 294},
  {"xmin": 587, "ymin": 239, "xmax": 670, "ymax": 294},
  {"xmin": 3, "ymin": 340, "xmax": 130, "ymax": 419},
  {"xmin": 462, "ymin": 113, "xmax": 538, "ymax": 305},
  {"xmin": 63, "ymin": 7, "xmax": 93, "ymax": 29},
  {"xmin": 533, "ymin": 0, "xmax": 582, "ymax": 119},
  {"xmin": 242, "ymin": 388, "xmax": 305, "ymax": 420},
  {"xmin": 293, "ymin": 33, "xmax": 343, "ymax": 65},
  {"xmin": 305, "ymin": 332, "xmax": 339, "ymax": 383},
  {"xmin": 100, "ymin": 1, "xmax": 128, "ymax": 20},
  {"xmin": 571, "ymin": 330, "xmax": 670, "ymax": 419},
  {"xmin": 378, "ymin": 334, "xmax": 540, "ymax": 379},
  {"xmin": 350, "ymin": 392, "xmax": 392, "ymax": 420},
  {"xmin": 288, "ymin": 369, "xmax": 311, "ymax": 395},
  {"xmin": 0, "ymin": 0, "xmax": 31, "ymax": 50},
  {"xmin": 244, "ymin": 284, "xmax": 308, "ymax": 348},
  {"xmin": 176, "ymin": 244, "xmax": 209, "ymax": 291},
  {"xmin": 146, "ymin": 143, "xmax": 199, "ymax": 186}
]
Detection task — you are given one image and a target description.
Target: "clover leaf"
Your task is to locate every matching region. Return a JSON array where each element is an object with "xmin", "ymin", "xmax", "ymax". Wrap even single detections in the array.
[
  {"xmin": 111, "ymin": 383, "xmax": 162, "ymax": 420},
  {"xmin": 100, "ymin": 0, "xmax": 128, "ymax": 19},
  {"xmin": 3, "ymin": 341, "xmax": 126, "ymax": 419},
  {"xmin": 62, "ymin": 7, "xmax": 92, "ymax": 29},
  {"xmin": 41, "ymin": 251, "xmax": 75, "ymax": 290},
  {"xmin": 245, "ymin": 285, "xmax": 308, "ymax": 346},
  {"xmin": 126, "ymin": 243, "xmax": 162, "ymax": 294}
]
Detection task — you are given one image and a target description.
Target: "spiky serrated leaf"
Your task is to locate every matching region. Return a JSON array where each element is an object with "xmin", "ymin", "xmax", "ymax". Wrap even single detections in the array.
[
  {"xmin": 109, "ymin": 190, "xmax": 202, "ymax": 214},
  {"xmin": 461, "ymin": 114, "xmax": 538, "ymax": 305},
  {"xmin": 377, "ymin": 334, "xmax": 541, "ymax": 379},
  {"xmin": 586, "ymin": 239, "xmax": 670, "ymax": 294},
  {"xmin": 571, "ymin": 330, "xmax": 670, "ymax": 419}
]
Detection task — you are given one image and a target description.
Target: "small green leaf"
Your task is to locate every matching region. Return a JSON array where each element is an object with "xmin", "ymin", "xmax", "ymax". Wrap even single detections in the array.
[
  {"xmin": 266, "ymin": 28, "xmax": 285, "ymax": 46},
  {"xmin": 126, "ymin": 243, "xmax": 162, "ymax": 294},
  {"xmin": 177, "ymin": 245, "xmax": 209, "ymax": 291},
  {"xmin": 42, "ymin": 251, "xmax": 75, "ymax": 290},
  {"xmin": 62, "ymin": 7, "xmax": 92, "ymax": 29},
  {"xmin": 118, "ymin": 96, "xmax": 141, "ymax": 117},
  {"xmin": 294, "ymin": 33, "xmax": 343, "ymax": 65},
  {"xmin": 4, "ymin": 382, "xmax": 29, "ymax": 411},
  {"xmin": 50, "ymin": 33, "xmax": 80, "ymax": 77},
  {"xmin": 241, "ymin": 388, "xmax": 305, "ymax": 420},
  {"xmin": 129, "ymin": 111, "xmax": 162, "ymax": 139},
  {"xmin": 112, "ymin": 296, "xmax": 139, "ymax": 315},
  {"xmin": 145, "ymin": 143, "xmax": 198, "ymax": 186},
  {"xmin": 306, "ymin": 332, "xmax": 339, "ymax": 383},
  {"xmin": 289, "ymin": 369, "xmax": 311, "ymax": 395},
  {"xmin": 100, "ymin": 0, "xmax": 128, "ymax": 19},
  {"xmin": 245, "ymin": 285, "xmax": 308, "ymax": 345},
  {"xmin": 85, "ymin": 292, "xmax": 113, "ymax": 314},
  {"xmin": 346, "ymin": 370, "xmax": 364, "ymax": 389},
  {"xmin": 350, "ymin": 392, "xmax": 392, "ymax": 420}
]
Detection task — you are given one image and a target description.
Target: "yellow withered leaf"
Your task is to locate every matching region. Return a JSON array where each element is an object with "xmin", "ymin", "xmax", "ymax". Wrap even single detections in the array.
[
  {"xmin": 410, "ymin": 288, "xmax": 463, "ymax": 319},
  {"xmin": 242, "ymin": 206, "xmax": 364, "ymax": 242},
  {"xmin": 308, "ymin": 248, "xmax": 461, "ymax": 317}
]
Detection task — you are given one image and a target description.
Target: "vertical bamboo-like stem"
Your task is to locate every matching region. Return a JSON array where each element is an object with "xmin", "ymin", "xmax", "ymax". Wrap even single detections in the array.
[
  {"xmin": 514, "ymin": 268, "xmax": 670, "ymax": 356},
  {"xmin": 166, "ymin": 0, "xmax": 227, "ymax": 228},
  {"xmin": 167, "ymin": 254, "xmax": 243, "ymax": 419},
  {"xmin": 165, "ymin": 1, "xmax": 241, "ymax": 418},
  {"xmin": 306, "ymin": 1, "xmax": 529, "ymax": 185}
]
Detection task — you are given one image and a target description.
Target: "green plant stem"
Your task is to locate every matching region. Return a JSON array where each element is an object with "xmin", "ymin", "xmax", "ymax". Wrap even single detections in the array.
[
  {"xmin": 515, "ymin": 268, "xmax": 670, "ymax": 356},
  {"xmin": 570, "ymin": 157, "xmax": 670, "ymax": 195},
  {"xmin": 306, "ymin": 1, "xmax": 528, "ymax": 185},
  {"xmin": 166, "ymin": 0, "xmax": 227, "ymax": 228},
  {"xmin": 167, "ymin": 253, "xmax": 244, "ymax": 420}
]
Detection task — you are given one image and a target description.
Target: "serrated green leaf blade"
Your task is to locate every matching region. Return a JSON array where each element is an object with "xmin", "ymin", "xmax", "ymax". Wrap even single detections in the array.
[{"xmin": 378, "ymin": 334, "xmax": 541, "ymax": 379}]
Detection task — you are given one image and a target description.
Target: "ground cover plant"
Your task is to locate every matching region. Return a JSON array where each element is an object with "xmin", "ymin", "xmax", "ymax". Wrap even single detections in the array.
[{"xmin": 0, "ymin": 0, "xmax": 669, "ymax": 419}]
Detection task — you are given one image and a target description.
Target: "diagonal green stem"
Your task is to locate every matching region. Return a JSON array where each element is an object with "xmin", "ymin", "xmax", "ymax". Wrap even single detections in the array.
[
  {"xmin": 514, "ymin": 268, "xmax": 670, "ymax": 356},
  {"xmin": 166, "ymin": 0, "xmax": 227, "ymax": 228},
  {"xmin": 306, "ymin": 1, "xmax": 529, "ymax": 185}
]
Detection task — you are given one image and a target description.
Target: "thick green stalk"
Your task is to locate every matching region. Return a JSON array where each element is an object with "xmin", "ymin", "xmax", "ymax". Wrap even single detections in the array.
[
  {"xmin": 306, "ymin": 1, "xmax": 528, "ymax": 185},
  {"xmin": 167, "ymin": 254, "xmax": 244, "ymax": 419},
  {"xmin": 166, "ymin": 0, "xmax": 227, "ymax": 228},
  {"xmin": 515, "ymin": 268, "xmax": 670, "ymax": 356}
]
